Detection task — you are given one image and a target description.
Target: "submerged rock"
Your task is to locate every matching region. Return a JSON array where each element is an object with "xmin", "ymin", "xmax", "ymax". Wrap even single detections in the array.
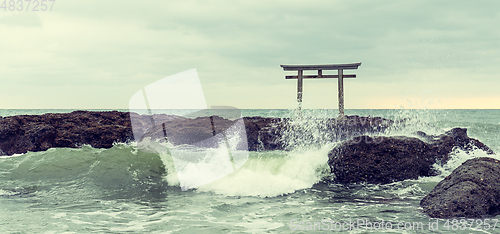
[
  {"xmin": 420, "ymin": 157, "xmax": 500, "ymax": 218},
  {"xmin": 328, "ymin": 128, "xmax": 494, "ymax": 184}
]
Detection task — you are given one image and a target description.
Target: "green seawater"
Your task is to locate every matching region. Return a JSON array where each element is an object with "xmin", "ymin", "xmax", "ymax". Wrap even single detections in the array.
[{"xmin": 1, "ymin": 109, "xmax": 499, "ymax": 233}]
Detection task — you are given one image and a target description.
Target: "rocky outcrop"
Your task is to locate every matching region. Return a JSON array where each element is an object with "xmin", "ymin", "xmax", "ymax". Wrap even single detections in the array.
[
  {"xmin": 242, "ymin": 117, "xmax": 286, "ymax": 151},
  {"xmin": 0, "ymin": 111, "xmax": 393, "ymax": 156},
  {"xmin": 0, "ymin": 111, "xmax": 134, "ymax": 155},
  {"xmin": 416, "ymin": 128, "xmax": 493, "ymax": 156},
  {"xmin": 420, "ymin": 157, "xmax": 500, "ymax": 218},
  {"xmin": 328, "ymin": 128, "xmax": 494, "ymax": 184},
  {"xmin": 281, "ymin": 115, "xmax": 394, "ymax": 150},
  {"xmin": 132, "ymin": 114, "xmax": 393, "ymax": 151}
]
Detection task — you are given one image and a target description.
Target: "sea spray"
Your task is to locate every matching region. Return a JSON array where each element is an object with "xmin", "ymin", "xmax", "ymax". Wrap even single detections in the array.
[
  {"xmin": 152, "ymin": 135, "xmax": 332, "ymax": 197},
  {"xmin": 428, "ymin": 147, "xmax": 500, "ymax": 181},
  {"xmin": 197, "ymin": 146, "xmax": 331, "ymax": 197},
  {"xmin": 381, "ymin": 109, "xmax": 444, "ymax": 137},
  {"xmin": 193, "ymin": 110, "xmax": 338, "ymax": 197},
  {"xmin": 280, "ymin": 109, "xmax": 346, "ymax": 150}
]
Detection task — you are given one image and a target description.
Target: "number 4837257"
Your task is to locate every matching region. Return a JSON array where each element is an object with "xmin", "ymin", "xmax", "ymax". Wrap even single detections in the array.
[{"xmin": 1, "ymin": 0, "xmax": 56, "ymax": 11}]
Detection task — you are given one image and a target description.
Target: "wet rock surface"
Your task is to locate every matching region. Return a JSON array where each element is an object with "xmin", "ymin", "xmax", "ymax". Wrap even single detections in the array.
[
  {"xmin": 242, "ymin": 115, "xmax": 394, "ymax": 151},
  {"xmin": 0, "ymin": 111, "xmax": 393, "ymax": 156},
  {"xmin": 328, "ymin": 128, "xmax": 494, "ymax": 184},
  {"xmin": 0, "ymin": 111, "xmax": 134, "ymax": 155},
  {"xmin": 420, "ymin": 157, "xmax": 500, "ymax": 218}
]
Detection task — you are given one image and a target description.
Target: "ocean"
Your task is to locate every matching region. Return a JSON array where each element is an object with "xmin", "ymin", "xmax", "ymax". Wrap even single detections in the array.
[{"xmin": 1, "ymin": 109, "xmax": 499, "ymax": 233}]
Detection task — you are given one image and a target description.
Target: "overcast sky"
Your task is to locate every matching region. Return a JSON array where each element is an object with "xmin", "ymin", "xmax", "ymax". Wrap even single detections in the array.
[{"xmin": 1, "ymin": 0, "xmax": 499, "ymax": 109}]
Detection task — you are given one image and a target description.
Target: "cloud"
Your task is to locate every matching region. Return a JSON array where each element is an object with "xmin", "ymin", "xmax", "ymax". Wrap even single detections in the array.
[{"xmin": 0, "ymin": 0, "xmax": 499, "ymax": 108}]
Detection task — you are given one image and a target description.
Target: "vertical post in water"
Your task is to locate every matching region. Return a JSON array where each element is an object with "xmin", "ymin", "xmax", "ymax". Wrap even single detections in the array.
[
  {"xmin": 338, "ymin": 69, "xmax": 344, "ymax": 116},
  {"xmin": 297, "ymin": 69, "xmax": 303, "ymax": 113}
]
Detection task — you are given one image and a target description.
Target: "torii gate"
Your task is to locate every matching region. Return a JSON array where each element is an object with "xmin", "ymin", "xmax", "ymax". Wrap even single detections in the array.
[{"xmin": 280, "ymin": 62, "xmax": 361, "ymax": 116}]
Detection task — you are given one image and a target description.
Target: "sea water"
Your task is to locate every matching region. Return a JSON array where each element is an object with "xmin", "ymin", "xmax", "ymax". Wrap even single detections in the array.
[{"xmin": 0, "ymin": 109, "xmax": 499, "ymax": 233}]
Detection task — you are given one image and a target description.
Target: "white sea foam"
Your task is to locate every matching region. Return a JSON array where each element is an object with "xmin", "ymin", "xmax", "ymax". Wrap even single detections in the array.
[
  {"xmin": 416, "ymin": 147, "xmax": 500, "ymax": 184},
  {"xmin": 159, "ymin": 144, "xmax": 331, "ymax": 197},
  {"xmin": 196, "ymin": 146, "xmax": 331, "ymax": 197},
  {"xmin": 0, "ymin": 189, "xmax": 17, "ymax": 196}
]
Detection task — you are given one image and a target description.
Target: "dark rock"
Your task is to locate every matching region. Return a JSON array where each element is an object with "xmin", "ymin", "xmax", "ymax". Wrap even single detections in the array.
[
  {"xmin": 282, "ymin": 115, "xmax": 394, "ymax": 150},
  {"xmin": 420, "ymin": 157, "xmax": 500, "ymax": 218},
  {"xmin": 135, "ymin": 115, "xmax": 393, "ymax": 152},
  {"xmin": 0, "ymin": 111, "xmax": 393, "ymax": 156},
  {"xmin": 138, "ymin": 115, "xmax": 241, "ymax": 146},
  {"xmin": 443, "ymin": 128, "xmax": 494, "ymax": 154},
  {"xmin": 0, "ymin": 111, "xmax": 134, "ymax": 155},
  {"xmin": 243, "ymin": 117, "xmax": 286, "ymax": 151},
  {"xmin": 328, "ymin": 128, "xmax": 494, "ymax": 184},
  {"xmin": 329, "ymin": 136, "xmax": 440, "ymax": 184}
]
